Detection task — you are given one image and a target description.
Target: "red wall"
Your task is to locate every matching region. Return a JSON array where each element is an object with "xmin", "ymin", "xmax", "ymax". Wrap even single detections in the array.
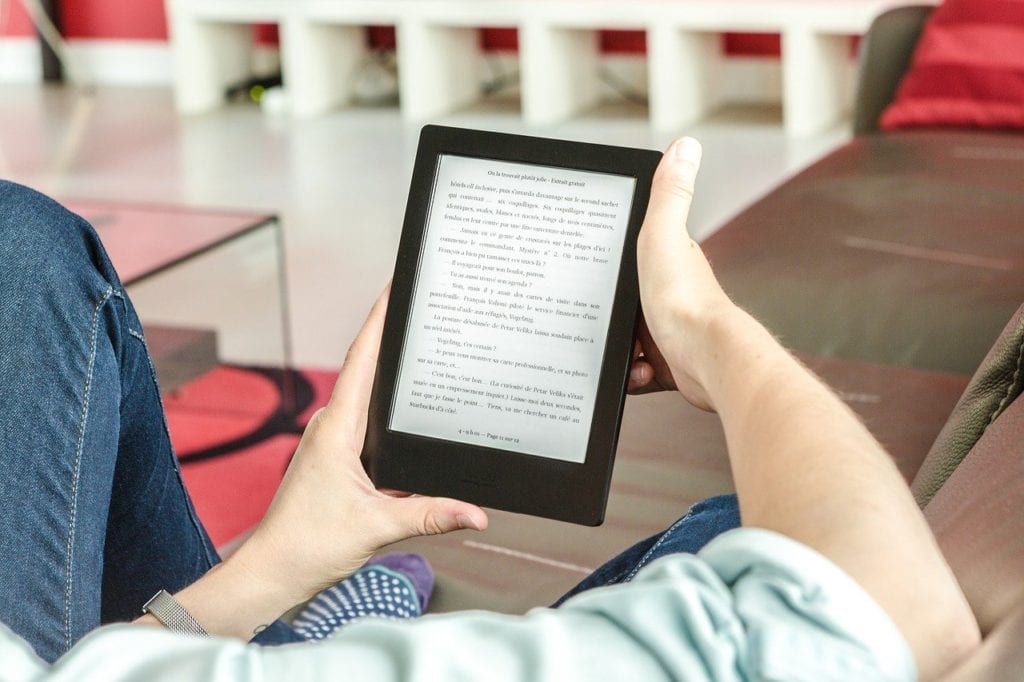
[
  {"xmin": 1, "ymin": 0, "xmax": 782, "ymax": 56},
  {"xmin": 0, "ymin": 1, "xmax": 35, "ymax": 37},
  {"xmin": 62, "ymin": 0, "xmax": 169, "ymax": 40},
  {"xmin": 373, "ymin": 27, "xmax": 781, "ymax": 57},
  {"xmin": 0, "ymin": 0, "xmax": 168, "ymax": 38}
]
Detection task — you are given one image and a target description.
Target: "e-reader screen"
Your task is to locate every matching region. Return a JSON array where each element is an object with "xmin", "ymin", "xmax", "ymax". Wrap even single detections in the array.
[
  {"xmin": 389, "ymin": 154, "xmax": 636, "ymax": 463},
  {"xmin": 364, "ymin": 125, "xmax": 661, "ymax": 525}
]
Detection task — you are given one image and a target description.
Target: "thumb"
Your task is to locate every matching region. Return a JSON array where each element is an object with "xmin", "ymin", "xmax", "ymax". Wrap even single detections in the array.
[
  {"xmin": 639, "ymin": 137, "xmax": 703, "ymax": 257},
  {"xmin": 387, "ymin": 496, "xmax": 489, "ymax": 540}
]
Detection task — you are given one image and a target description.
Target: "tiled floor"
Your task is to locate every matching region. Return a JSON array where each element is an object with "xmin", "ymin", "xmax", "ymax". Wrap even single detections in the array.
[{"xmin": 0, "ymin": 84, "xmax": 849, "ymax": 368}]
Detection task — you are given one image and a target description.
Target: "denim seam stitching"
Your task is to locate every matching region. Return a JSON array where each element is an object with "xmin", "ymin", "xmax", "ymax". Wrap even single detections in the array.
[
  {"xmin": 64, "ymin": 285, "xmax": 114, "ymax": 650},
  {"xmin": 624, "ymin": 513, "xmax": 692, "ymax": 582},
  {"xmin": 110, "ymin": 290, "xmax": 143, "ymax": 340},
  {"xmin": 123, "ymin": 314, "xmax": 218, "ymax": 569}
]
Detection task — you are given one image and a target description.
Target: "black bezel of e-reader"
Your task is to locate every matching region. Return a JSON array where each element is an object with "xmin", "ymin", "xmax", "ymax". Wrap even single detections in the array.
[{"xmin": 361, "ymin": 125, "xmax": 661, "ymax": 526}]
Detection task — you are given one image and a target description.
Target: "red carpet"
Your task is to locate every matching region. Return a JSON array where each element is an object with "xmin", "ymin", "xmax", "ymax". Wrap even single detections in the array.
[{"xmin": 164, "ymin": 365, "xmax": 339, "ymax": 547}]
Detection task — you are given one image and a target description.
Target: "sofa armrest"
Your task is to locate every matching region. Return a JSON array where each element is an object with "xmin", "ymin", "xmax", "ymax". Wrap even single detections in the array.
[{"xmin": 853, "ymin": 5, "xmax": 934, "ymax": 135}]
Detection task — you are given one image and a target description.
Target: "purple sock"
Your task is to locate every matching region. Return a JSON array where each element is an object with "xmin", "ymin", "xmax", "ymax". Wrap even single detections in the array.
[
  {"xmin": 291, "ymin": 553, "xmax": 435, "ymax": 641},
  {"xmin": 368, "ymin": 552, "xmax": 435, "ymax": 611}
]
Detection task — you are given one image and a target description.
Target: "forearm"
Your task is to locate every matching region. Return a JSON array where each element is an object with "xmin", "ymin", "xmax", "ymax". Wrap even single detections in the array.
[
  {"xmin": 702, "ymin": 309, "xmax": 922, "ymax": 560},
  {"xmin": 688, "ymin": 306, "xmax": 979, "ymax": 679},
  {"xmin": 133, "ymin": 539, "xmax": 305, "ymax": 640},
  {"xmin": 633, "ymin": 136, "xmax": 978, "ymax": 678}
]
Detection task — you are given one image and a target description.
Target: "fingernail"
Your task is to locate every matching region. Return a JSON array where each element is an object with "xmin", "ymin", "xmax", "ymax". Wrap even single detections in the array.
[
  {"xmin": 674, "ymin": 137, "xmax": 702, "ymax": 164},
  {"xmin": 456, "ymin": 513, "xmax": 478, "ymax": 531},
  {"xmin": 630, "ymin": 364, "xmax": 645, "ymax": 385}
]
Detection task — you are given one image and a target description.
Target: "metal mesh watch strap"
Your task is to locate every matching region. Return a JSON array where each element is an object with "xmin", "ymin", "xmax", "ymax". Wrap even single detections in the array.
[{"xmin": 142, "ymin": 590, "xmax": 209, "ymax": 636}]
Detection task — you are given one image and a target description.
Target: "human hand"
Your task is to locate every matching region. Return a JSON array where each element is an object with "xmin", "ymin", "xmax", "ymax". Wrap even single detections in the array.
[
  {"xmin": 232, "ymin": 285, "xmax": 488, "ymax": 606},
  {"xmin": 627, "ymin": 315, "xmax": 678, "ymax": 394},
  {"xmin": 632, "ymin": 138, "xmax": 735, "ymax": 411}
]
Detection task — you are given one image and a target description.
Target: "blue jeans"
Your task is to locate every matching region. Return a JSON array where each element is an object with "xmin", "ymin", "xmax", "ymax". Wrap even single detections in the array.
[
  {"xmin": 0, "ymin": 180, "xmax": 740, "ymax": 663},
  {"xmin": 0, "ymin": 181, "xmax": 301, "ymax": 663},
  {"xmin": 553, "ymin": 494, "xmax": 741, "ymax": 606}
]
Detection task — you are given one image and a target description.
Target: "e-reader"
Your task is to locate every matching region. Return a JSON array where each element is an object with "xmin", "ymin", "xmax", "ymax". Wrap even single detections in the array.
[{"xmin": 362, "ymin": 125, "xmax": 661, "ymax": 525}]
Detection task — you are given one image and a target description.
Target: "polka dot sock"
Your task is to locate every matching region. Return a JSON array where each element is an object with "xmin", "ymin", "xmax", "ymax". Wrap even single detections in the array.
[{"xmin": 291, "ymin": 553, "xmax": 434, "ymax": 641}]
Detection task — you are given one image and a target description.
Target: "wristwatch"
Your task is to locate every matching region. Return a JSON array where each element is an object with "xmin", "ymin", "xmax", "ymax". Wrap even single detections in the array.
[{"xmin": 142, "ymin": 590, "xmax": 208, "ymax": 636}]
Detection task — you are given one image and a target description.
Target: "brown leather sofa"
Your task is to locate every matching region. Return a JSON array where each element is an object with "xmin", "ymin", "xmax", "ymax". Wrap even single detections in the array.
[
  {"xmin": 388, "ymin": 9, "xmax": 1024, "ymax": 676},
  {"xmin": 708, "ymin": 18, "xmax": 1024, "ymax": 678},
  {"xmin": 703, "ymin": 5, "xmax": 1024, "ymax": 376},
  {"xmin": 918, "ymin": 305, "xmax": 1024, "ymax": 679}
]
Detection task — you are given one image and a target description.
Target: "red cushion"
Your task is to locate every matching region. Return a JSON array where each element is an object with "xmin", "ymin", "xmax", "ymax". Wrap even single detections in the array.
[{"xmin": 880, "ymin": 0, "xmax": 1024, "ymax": 130}]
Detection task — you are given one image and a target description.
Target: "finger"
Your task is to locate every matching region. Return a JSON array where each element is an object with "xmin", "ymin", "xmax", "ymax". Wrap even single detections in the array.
[
  {"xmin": 385, "ymin": 496, "xmax": 489, "ymax": 539},
  {"xmin": 628, "ymin": 359, "xmax": 652, "ymax": 392},
  {"xmin": 628, "ymin": 360, "xmax": 675, "ymax": 395},
  {"xmin": 325, "ymin": 282, "xmax": 391, "ymax": 432},
  {"xmin": 638, "ymin": 320, "xmax": 678, "ymax": 391},
  {"xmin": 639, "ymin": 137, "xmax": 702, "ymax": 258}
]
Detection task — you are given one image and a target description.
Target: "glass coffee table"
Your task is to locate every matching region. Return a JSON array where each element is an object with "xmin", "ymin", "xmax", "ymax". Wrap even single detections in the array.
[{"xmin": 67, "ymin": 199, "xmax": 294, "ymax": 405}]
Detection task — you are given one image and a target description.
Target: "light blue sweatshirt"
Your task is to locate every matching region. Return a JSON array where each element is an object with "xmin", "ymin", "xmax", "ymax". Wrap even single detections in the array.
[{"xmin": 1, "ymin": 528, "xmax": 915, "ymax": 681}]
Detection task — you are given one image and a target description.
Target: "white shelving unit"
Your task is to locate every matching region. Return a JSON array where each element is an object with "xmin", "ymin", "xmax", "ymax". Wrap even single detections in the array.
[{"xmin": 166, "ymin": 0, "xmax": 927, "ymax": 136}]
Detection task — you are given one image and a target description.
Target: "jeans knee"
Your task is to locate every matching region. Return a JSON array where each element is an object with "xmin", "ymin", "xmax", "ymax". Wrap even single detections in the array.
[{"xmin": 0, "ymin": 180, "xmax": 119, "ymax": 293}]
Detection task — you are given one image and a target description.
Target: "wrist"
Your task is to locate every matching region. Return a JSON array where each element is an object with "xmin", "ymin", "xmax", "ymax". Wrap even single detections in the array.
[
  {"xmin": 227, "ymin": 531, "xmax": 316, "ymax": 610},
  {"xmin": 686, "ymin": 305, "xmax": 796, "ymax": 413},
  {"xmin": 178, "ymin": 558, "xmax": 292, "ymax": 640},
  {"xmin": 131, "ymin": 558, "xmax": 294, "ymax": 640},
  {"xmin": 661, "ymin": 301, "xmax": 749, "ymax": 381}
]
